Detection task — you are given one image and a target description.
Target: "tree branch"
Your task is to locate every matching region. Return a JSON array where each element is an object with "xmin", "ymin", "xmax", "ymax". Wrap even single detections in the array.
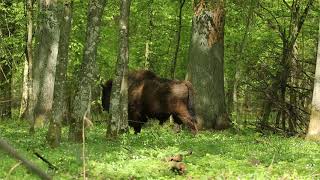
[{"xmin": 0, "ymin": 139, "xmax": 51, "ymax": 180}]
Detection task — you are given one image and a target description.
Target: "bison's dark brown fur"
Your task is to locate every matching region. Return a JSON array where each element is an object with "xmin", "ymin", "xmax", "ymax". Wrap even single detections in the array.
[{"xmin": 101, "ymin": 70, "xmax": 197, "ymax": 134}]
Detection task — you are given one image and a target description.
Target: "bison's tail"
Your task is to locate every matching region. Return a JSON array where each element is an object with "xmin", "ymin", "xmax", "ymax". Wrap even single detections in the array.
[{"xmin": 183, "ymin": 81, "xmax": 196, "ymax": 118}]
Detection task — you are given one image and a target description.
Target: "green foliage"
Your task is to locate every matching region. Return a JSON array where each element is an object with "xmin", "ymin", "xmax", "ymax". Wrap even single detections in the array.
[{"xmin": 1, "ymin": 120, "xmax": 319, "ymax": 179}]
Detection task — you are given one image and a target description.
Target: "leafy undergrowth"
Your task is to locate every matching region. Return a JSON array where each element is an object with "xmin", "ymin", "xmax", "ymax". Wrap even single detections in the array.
[{"xmin": 0, "ymin": 120, "xmax": 320, "ymax": 179}]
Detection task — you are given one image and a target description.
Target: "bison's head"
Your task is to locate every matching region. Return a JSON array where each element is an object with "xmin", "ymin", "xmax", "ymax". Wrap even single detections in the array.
[{"xmin": 101, "ymin": 80, "xmax": 113, "ymax": 112}]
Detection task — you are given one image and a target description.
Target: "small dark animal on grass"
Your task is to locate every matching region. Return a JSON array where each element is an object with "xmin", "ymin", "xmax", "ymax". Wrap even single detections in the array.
[{"xmin": 101, "ymin": 70, "xmax": 198, "ymax": 134}]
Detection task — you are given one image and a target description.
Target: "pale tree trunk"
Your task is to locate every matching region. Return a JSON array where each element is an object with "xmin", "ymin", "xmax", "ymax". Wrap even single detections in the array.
[
  {"xmin": 20, "ymin": 60, "xmax": 29, "ymax": 118},
  {"xmin": 306, "ymin": 20, "xmax": 320, "ymax": 141},
  {"xmin": 31, "ymin": 0, "xmax": 60, "ymax": 132},
  {"xmin": 170, "ymin": 0, "xmax": 185, "ymax": 79},
  {"xmin": 144, "ymin": 0, "xmax": 154, "ymax": 70},
  {"xmin": 108, "ymin": 0, "xmax": 130, "ymax": 138},
  {"xmin": 47, "ymin": 0, "xmax": 73, "ymax": 147},
  {"xmin": 69, "ymin": 0, "xmax": 107, "ymax": 142},
  {"xmin": 188, "ymin": 0, "xmax": 230, "ymax": 130},
  {"xmin": 20, "ymin": 0, "xmax": 34, "ymax": 120}
]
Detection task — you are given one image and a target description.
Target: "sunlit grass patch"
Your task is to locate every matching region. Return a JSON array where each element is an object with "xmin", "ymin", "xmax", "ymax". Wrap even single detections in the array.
[{"xmin": 0, "ymin": 119, "xmax": 319, "ymax": 179}]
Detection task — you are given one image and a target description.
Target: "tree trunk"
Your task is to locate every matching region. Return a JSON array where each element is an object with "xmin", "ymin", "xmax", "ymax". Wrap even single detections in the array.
[
  {"xmin": 144, "ymin": 0, "xmax": 154, "ymax": 70},
  {"xmin": 20, "ymin": 0, "xmax": 34, "ymax": 120},
  {"xmin": 31, "ymin": 0, "xmax": 60, "ymax": 131},
  {"xmin": 188, "ymin": 0, "xmax": 230, "ymax": 130},
  {"xmin": 47, "ymin": 0, "xmax": 73, "ymax": 147},
  {"xmin": 306, "ymin": 20, "xmax": 320, "ymax": 141},
  {"xmin": 108, "ymin": 0, "xmax": 130, "ymax": 137},
  {"xmin": 69, "ymin": 0, "xmax": 107, "ymax": 142},
  {"xmin": 170, "ymin": 0, "xmax": 185, "ymax": 79}
]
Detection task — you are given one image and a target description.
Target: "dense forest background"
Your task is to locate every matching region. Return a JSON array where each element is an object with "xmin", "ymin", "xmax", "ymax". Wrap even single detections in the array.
[
  {"xmin": 1, "ymin": 0, "xmax": 320, "ymax": 179},
  {"xmin": 1, "ymin": 0, "xmax": 319, "ymax": 132}
]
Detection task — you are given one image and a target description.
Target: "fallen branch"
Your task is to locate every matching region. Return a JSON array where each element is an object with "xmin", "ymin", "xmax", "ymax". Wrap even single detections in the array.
[{"xmin": 0, "ymin": 139, "xmax": 51, "ymax": 180}]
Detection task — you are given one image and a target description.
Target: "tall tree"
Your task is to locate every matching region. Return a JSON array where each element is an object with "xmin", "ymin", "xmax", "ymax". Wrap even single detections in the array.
[
  {"xmin": 30, "ymin": 0, "xmax": 60, "ymax": 131},
  {"xmin": 187, "ymin": 0, "xmax": 230, "ymax": 130},
  {"xmin": 69, "ymin": 0, "xmax": 107, "ymax": 142},
  {"xmin": 108, "ymin": 0, "xmax": 131, "ymax": 137},
  {"xmin": 306, "ymin": 20, "xmax": 320, "ymax": 141},
  {"xmin": 47, "ymin": 0, "xmax": 73, "ymax": 147}
]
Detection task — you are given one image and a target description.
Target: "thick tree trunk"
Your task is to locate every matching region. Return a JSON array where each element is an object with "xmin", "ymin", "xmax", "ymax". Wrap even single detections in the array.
[
  {"xmin": 108, "ymin": 0, "xmax": 130, "ymax": 137},
  {"xmin": 31, "ymin": 0, "xmax": 60, "ymax": 131},
  {"xmin": 188, "ymin": 0, "xmax": 230, "ymax": 130},
  {"xmin": 69, "ymin": 0, "xmax": 107, "ymax": 142},
  {"xmin": 306, "ymin": 21, "xmax": 320, "ymax": 141},
  {"xmin": 47, "ymin": 0, "xmax": 73, "ymax": 147},
  {"xmin": 170, "ymin": 0, "xmax": 185, "ymax": 79}
]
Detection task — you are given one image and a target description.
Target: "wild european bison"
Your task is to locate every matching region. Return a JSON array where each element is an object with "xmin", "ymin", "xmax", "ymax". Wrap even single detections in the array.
[{"xmin": 101, "ymin": 70, "xmax": 198, "ymax": 134}]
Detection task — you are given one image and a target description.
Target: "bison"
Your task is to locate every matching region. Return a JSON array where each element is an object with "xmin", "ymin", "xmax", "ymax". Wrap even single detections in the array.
[{"xmin": 101, "ymin": 70, "xmax": 198, "ymax": 134}]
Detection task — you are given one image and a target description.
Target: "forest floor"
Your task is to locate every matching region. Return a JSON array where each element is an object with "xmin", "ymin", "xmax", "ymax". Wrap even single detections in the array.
[{"xmin": 0, "ymin": 119, "xmax": 319, "ymax": 179}]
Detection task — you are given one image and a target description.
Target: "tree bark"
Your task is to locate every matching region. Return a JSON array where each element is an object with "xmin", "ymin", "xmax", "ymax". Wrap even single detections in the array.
[
  {"xmin": 306, "ymin": 20, "xmax": 320, "ymax": 141},
  {"xmin": 69, "ymin": 0, "xmax": 107, "ymax": 142},
  {"xmin": 188, "ymin": 0, "xmax": 230, "ymax": 130},
  {"xmin": 31, "ymin": 0, "xmax": 60, "ymax": 131},
  {"xmin": 47, "ymin": 0, "xmax": 73, "ymax": 147},
  {"xmin": 108, "ymin": 0, "xmax": 130, "ymax": 137}
]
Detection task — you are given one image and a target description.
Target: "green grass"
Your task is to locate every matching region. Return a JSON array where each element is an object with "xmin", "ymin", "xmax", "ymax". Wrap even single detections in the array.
[{"xmin": 0, "ymin": 119, "xmax": 319, "ymax": 179}]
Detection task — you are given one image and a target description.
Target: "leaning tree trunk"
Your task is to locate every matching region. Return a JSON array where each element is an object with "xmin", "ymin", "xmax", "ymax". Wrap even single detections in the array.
[
  {"xmin": 47, "ymin": 0, "xmax": 73, "ymax": 147},
  {"xmin": 31, "ymin": 0, "xmax": 60, "ymax": 132},
  {"xmin": 108, "ymin": 0, "xmax": 130, "ymax": 138},
  {"xmin": 306, "ymin": 20, "xmax": 320, "ymax": 141},
  {"xmin": 187, "ymin": 0, "xmax": 230, "ymax": 130},
  {"xmin": 69, "ymin": 0, "xmax": 107, "ymax": 143}
]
